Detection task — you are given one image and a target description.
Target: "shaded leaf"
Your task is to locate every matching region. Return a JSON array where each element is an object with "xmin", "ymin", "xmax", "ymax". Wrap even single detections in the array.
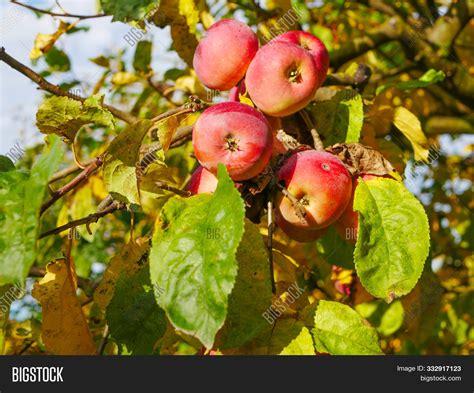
[
  {"xmin": 44, "ymin": 47, "xmax": 70, "ymax": 72},
  {"xmin": 94, "ymin": 239, "xmax": 149, "ymax": 310},
  {"xmin": 107, "ymin": 262, "xmax": 166, "ymax": 355},
  {"xmin": 217, "ymin": 220, "xmax": 273, "ymax": 349},
  {"xmin": 133, "ymin": 40, "xmax": 153, "ymax": 73},
  {"xmin": 315, "ymin": 226, "xmax": 355, "ymax": 269},
  {"xmin": 354, "ymin": 178, "xmax": 429, "ymax": 302},
  {"xmin": 311, "ymin": 90, "xmax": 363, "ymax": 146}
]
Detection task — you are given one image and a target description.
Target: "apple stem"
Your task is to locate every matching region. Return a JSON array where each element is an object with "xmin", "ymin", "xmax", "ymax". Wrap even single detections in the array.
[
  {"xmin": 276, "ymin": 183, "xmax": 308, "ymax": 225},
  {"xmin": 267, "ymin": 200, "xmax": 276, "ymax": 294}
]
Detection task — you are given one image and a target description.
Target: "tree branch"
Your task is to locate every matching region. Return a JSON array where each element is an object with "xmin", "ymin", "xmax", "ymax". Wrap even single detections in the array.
[
  {"xmin": 38, "ymin": 200, "xmax": 126, "ymax": 239},
  {"xmin": 11, "ymin": 0, "xmax": 106, "ymax": 19},
  {"xmin": 154, "ymin": 181, "xmax": 191, "ymax": 197},
  {"xmin": 424, "ymin": 115, "xmax": 474, "ymax": 135},
  {"xmin": 0, "ymin": 48, "xmax": 137, "ymax": 124},
  {"xmin": 40, "ymin": 155, "xmax": 104, "ymax": 216}
]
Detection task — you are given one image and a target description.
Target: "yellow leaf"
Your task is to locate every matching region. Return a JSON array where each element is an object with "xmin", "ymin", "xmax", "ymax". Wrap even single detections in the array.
[
  {"xmin": 392, "ymin": 107, "xmax": 429, "ymax": 161},
  {"xmin": 179, "ymin": 0, "xmax": 200, "ymax": 34},
  {"xmin": 155, "ymin": 116, "xmax": 178, "ymax": 152},
  {"xmin": 70, "ymin": 185, "xmax": 97, "ymax": 241},
  {"xmin": 174, "ymin": 70, "xmax": 206, "ymax": 95},
  {"xmin": 239, "ymin": 94, "xmax": 255, "ymax": 107},
  {"xmin": 94, "ymin": 239, "xmax": 149, "ymax": 310},
  {"xmin": 111, "ymin": 72, "xmax": 139, "ymax": 85},
  {"xmin": 32, "ymin": 259, "xmax": 96, "ymax": 355},
  {"xmin": 30, "ymin": 21, "xmax": 69, "ymax": 60}
]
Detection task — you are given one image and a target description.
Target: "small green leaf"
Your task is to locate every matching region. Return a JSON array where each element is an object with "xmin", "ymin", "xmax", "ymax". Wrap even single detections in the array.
[
  {"xmin": 0, "ymin": 136, "xmax": 64, "ymax": 286},
  {"xmin": 354, "ymin": 178, "xmax": 430, "ymax": 302},
  {"xmin": 280, "ymin": 327, "xmax": 315, "ymax": 355},
  {"xmin": 45, "ymin": 47, "xmax": 71, "ymax": 72},
  {"xmin": 217, "ymin": 220, "xmax": 273, "ymax": 349},
  {"xmin": 311, "ymin": 90, "xmax": 363, "ymax": 146},
  {"xmin": 376, "ymin": 69, "xmax": 445, "ymax": 95},
  {"xmin": 36, "ymin": 95, "xmax": 114, "ymax": 142},
  {"xmin": 107, "ymin": 264, "xmax": 167, "ymax": 355},
  {"xmin": 100, "ymin": 0, "xmax": 157, "ymax": 22},
  {"xmin": 356, "ymin": 300, "xmax": 404, "ymax": 337},
  {"xmin": 150, "ymin": 164, "xmax": 245, "ymax": 348},
  {"xmin": 0, "ymin": 156, "xmax": 15, "ymax": 172},
  {"xmin": 133, "ymin": 40, "xmax": 153, "ymax": 73},
  {"xmin": 312, "ymin": 300, "xmax": 383, "ymax": 355},
  {"xmin": 103, "ymin": 119, "xmax": 152, "ymax": 205}
]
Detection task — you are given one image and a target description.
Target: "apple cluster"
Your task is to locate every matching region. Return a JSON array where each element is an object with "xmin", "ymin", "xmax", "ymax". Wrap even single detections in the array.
[{"xmin": 187, "ymin": 19, "xmax": 369, "ymax": 243}]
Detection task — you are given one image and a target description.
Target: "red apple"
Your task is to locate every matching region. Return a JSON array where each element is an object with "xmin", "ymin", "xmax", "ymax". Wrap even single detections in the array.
[
  {"xmin": 276, "ymin": 215, "xmax": 327, "ymax": 243},
  {"xmin": 275, "ymin": 150, "xmax": 352, "ymax": 230},
  {"xmin": 271, "ymin": 31, "xmax": 329, "ymax": 86},
  {"xmin": 192, "ymin": 102, "xmax": 273, "ymax": 181},
  {"xmin": 186, "ymin": 166, "xmax": 218, "ymax": 194},
  {"xmin": 334, "ymin": 174, "xmax": 384, "ymax": 242},
  {"xmin": 245, "ymin": 42, "xmax": 319, "ymax": 117},
  {"xmin": 193, "ymin": 19, "xmax": 259, "ymax": 91}
]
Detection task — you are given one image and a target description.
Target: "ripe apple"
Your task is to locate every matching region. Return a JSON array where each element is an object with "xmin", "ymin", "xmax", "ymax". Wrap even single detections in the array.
[
  {"xmin": 271, "ymin": 31, "xmax": 329, "ymax": 86},
  {"xmin": 245, "ymin": 42, "xmax": 319, "ymax": 117},
  {"xmin": 193, "ymin": 19, "xmax": 259, "ymax": 91},
  {"xmin": 192, "ymin": 102, "xmax": 273, "ymax": 181},
  {"xmin": 275, "ymin": 150, "xmax": 352, "ymax": 230},
  {"xmin": 276, "ymin": 215, "xmax": 327, "ymax": 243},
  {"xmin": 334, "ymin": 174, "xmax": 383, "ymax": 242},
  {"xmin": 186, "ymin": 166, "xmax": 218, "ymax": 194}
]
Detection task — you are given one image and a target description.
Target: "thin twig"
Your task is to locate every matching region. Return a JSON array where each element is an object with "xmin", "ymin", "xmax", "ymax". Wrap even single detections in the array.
[
  {"xmin": 11, "ymin": 0, "xmax": 106, "ymax": 19},
  {"xmin": 40, "ymin": 155, "xmax": 104, "ymax": 216},
  {"xmin": 98, "ymin": 325, "xmax": 110, "ymax": 355},
  {"xmin": 267, "ymin": 200, "xmax": 276, "ymax": 294},
  {"xmin": 0, "ymin": 48, "xmax": 136, "ymax": 124},
  {"xmin": 38, "ymin": 200, "xmax": 126, "ymax": 239},
  {"xmin": 154, "ymin": 181, "xmax": 191, "ymax": 197}
]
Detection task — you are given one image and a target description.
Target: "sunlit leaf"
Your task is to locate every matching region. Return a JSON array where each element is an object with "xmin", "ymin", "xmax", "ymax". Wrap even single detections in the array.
[{"xmin": 354, "ymin": 178, "xmax": 429, "ymax": 302}]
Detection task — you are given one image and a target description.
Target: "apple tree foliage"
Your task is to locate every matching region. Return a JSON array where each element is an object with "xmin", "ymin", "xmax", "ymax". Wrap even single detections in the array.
[{"xmin": 0, "ymin": 0, "xmax": 472, "ymax": 355}]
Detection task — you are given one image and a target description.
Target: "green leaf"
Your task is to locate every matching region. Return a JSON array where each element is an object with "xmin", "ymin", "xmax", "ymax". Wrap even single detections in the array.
[
  {"xmin": 36, "ymin": 95, "xmax": 115, "ymax": 142},
  {"xmin": 314, "ymin": 226, "xmax": 355, "ymax": 269},
  {"xmin": 0, "ymin": 136, "xmax": 64, "ymax": 286},
  {"xmin": 107, "ymin": 263, "xmax": 167, "ymax": 355},
  {"xmin": 133, "ymin": 40, "xmax": 153, "ymax": 73},
  {"xmin": 100, "ymin": 0, "xmax": 157, "ymax": 22},
  {"xmin": 216, "ymin": 220, "xmax": 273, "ymax": 349},
  {"xmin": 150, "ymin": 164, "xmax": 245, "ymax": 348},
  {"xmin": 280, "ymin": 327, "xmax": 315, "ymax": 355},
  {"xmin": 45, "ymin": 47, "xmax": 71, "ymax": 72},
  {"xmin": 376, "ymin": 69, "xmax": 445, "ymax": 95},
  {"xmin": 103, "ymin": 119, "xmax": 152, "ymax": 204},
  {"xmin": 354, "ymin": 178, "xmax": 429, "ymax": 302},
  {"xmin": 312, "ymin": 300, "xmax": 383, "ymax": 355},
  {"xmin": 0, "ymin": 156, "xmax": 15, "ymax": 172},
  {"xmin": 311, "ymin": 90, "xmax": 363, "ymax": 146}
]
